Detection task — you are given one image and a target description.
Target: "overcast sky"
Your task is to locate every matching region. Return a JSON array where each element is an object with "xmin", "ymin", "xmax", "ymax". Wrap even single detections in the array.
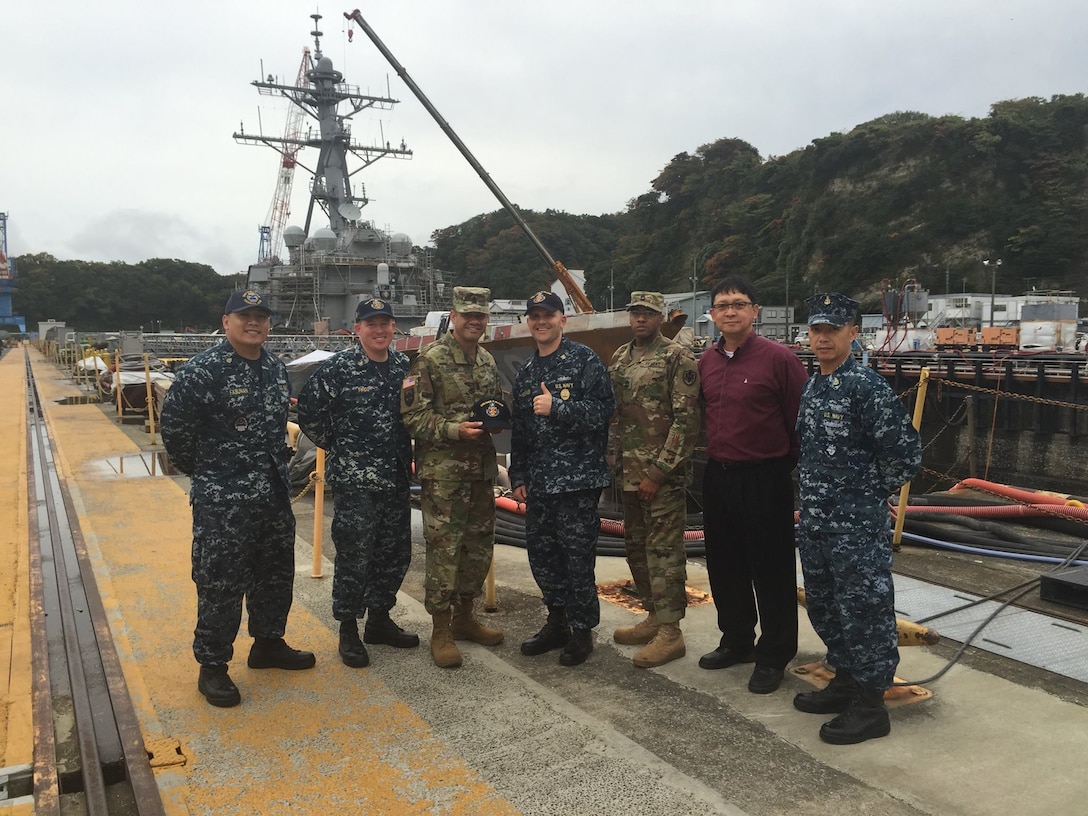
[{"xmin": 3, "ymin": 0, "xmax": 1085, "ymax": 277}]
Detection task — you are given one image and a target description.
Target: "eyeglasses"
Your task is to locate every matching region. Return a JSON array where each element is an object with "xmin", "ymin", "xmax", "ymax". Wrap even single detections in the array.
[{"xmin": 710, "ymin": 300, "xmax": 753, "ymax": 312}]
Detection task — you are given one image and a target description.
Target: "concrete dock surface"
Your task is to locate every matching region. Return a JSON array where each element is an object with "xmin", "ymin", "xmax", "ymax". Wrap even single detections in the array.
[{"xmin": 3, "ymin": 345, "xmax": 1088, "ymax": 815}]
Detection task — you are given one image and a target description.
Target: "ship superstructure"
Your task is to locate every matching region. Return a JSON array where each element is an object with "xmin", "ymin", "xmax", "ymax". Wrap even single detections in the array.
[{"xmin": 236, "ymin": 13, "xmax": 451, "ymax": 332}]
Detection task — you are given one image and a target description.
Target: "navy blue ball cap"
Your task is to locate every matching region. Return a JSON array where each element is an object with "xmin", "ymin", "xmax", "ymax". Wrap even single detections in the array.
[
  {"xmin": 807, "ymin": 292, "xmax": 859, "ymax": 327},
  {"xmin": 225, "ymin": 289, "xmax": 273, "ymax": 314},
  {"xmin": 469, "ymin": 397, "xmax": 511, "ymax": 430},
  {"xmin": 525, "ymin": 290, "xmax": 565, "ymax": 315},
  {"xmin": 356, "ymin": 297, "xmax": 395, "ymax": 321}
]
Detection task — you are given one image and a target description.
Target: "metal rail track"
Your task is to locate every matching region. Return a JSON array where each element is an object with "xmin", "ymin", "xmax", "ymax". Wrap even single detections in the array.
[{"xmin": 19, "ymin": 349, "xmax": 166, "ymax": 815}]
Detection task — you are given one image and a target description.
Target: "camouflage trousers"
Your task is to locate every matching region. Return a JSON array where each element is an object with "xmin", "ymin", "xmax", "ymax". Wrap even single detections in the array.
[
  {"xmin": 525, "ymin": 488, "xmax": 602, "ymax": 630},
  {"xmin": 191, "ymin": 496, "xmax": 296, "ymax": 666},
  {"xmin": 797, "ymin": 526, "xmax": 900, "ymax": 691},
  {"xmin": 330, "ymin": 485, "xmax": 411, "ymax": 622},
  {"xmin": 621, "ymin": 486, "xmax": 688, "ymax": 624},
  {"xmin": 420, "ymin": 478, "xmax": 495, "ymax": 614}
]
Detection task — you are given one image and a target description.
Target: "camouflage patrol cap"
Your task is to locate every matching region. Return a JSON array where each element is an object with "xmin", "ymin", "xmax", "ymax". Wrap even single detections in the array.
[
  {"xmin": 452, "ymin": 286, "xmax": 491, "ymax": 314},
  {"xmin": 469, "ymin": 397, "xmax": 511, "ymax": 430},
  {"xmin": 807, "ymin": 292, "xmax": 859, "ymax": 327},
  {"xmin": 626, "ymin": 291, "xmax": 665, "ymax": 314}
]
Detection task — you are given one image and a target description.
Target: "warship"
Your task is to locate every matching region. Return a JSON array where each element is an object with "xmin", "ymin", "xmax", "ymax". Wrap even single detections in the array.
[{"xmin": 235, "ymin": 13, "xmax": 452, "ymax": 334}]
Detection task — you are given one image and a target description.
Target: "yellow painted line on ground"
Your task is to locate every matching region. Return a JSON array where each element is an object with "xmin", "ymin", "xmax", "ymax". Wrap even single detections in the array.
[
  {"xmin": 0, "ymin": 348, "xmax": 32, "ymax": 782},
  {"xmin": 28, "ymin": 350, "xmax": 518, "ymax": 815}
]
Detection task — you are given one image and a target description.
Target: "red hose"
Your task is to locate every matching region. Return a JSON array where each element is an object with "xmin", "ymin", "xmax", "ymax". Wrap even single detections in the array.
[
  {"xmin": 949, "ymin": 478, "xmax": 1085, "ymax": 507},
  {"xmin": 495, "ymin": 495, "xmax": 705, "ymax": 539}
]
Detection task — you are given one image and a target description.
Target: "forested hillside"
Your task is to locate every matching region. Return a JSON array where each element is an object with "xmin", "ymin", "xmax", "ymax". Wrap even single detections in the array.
[
  {"xmin": 432, "ymin": 94, "xmax": 1088, "ymax": 312},
  {"xmin": 12, "ymin": 256, "xmax": 244, "ymax": 331}
]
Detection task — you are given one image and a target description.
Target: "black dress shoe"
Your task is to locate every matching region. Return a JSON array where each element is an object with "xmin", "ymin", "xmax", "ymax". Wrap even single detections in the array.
[
  {"xmin": 748, "ymin": 665, "xmax": 785, "ymax": 694},
  {"xmin": 198, "ymin": 665, "xmax": 241, "ymax": 707},
  {"xmin": 558, "ymin": 629, "xmax": 593, "ymax": 666},
  {"xmin": 364, "ymin": 612, "xmax": 420, "ymax": 648},
  {"xmin": 247, "ymin": 637, "xmax": 317, "ymax": 670},
  {"xmin": 698, "ymin": 646, "xmax": 755, "ymax": 670}
]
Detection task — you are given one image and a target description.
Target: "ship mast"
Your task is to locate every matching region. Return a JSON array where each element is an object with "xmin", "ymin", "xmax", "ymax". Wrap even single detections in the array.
[{"xmin": 233, "ymin": 13, "xmax": 413, "ymax": 244}]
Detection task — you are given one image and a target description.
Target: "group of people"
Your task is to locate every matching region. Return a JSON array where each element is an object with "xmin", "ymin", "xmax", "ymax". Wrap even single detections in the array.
[{"xmin": 161, "ymin": 278, "xmax": 920, "ymax": 746}]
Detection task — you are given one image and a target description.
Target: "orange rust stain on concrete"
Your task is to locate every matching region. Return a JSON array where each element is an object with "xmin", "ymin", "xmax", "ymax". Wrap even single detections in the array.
[{"xmin": 28, "ymin": 350, "xmax": 521, "ymax": 816}]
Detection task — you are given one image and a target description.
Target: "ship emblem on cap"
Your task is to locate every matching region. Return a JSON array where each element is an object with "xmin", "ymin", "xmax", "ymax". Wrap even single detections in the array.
[
  {"xmin": 370, "ymin": 298, "xmax": 384, "ymax": 309},
  {"xmin": 243, "ymin": 290, "xmax": 262, "ymax": 305},
  {"xmin": 531, "ymin": 292, "xmax": 547, "ymax": 303},
  {"xmin": 486, "ymin": 402, "xmax": 500, "ymax": 418}
]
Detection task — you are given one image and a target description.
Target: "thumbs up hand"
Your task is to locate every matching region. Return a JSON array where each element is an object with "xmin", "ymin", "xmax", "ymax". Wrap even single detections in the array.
[{"xmin": 532, "ymin": 381, "xmax": 553, "ymax": 416}]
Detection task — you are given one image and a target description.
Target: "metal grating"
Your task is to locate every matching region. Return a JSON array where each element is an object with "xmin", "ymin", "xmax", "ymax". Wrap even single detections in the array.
[{"xmin": 892, "ymin": 574, "xmax": 1088, "ymax": 683}]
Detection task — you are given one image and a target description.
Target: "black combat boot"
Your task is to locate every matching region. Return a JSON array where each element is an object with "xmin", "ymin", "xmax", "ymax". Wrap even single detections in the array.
[
  {"xmin": 818, "ymin": 687, "xmax": 891, "ymax": 745},
  {"xmin": 247, "ymin": 636, "xmax": 317, "ymax": 670},
  {"xmin": 364, "ymin": 610, "xmax": 420, "ymax": 648},
  {"xmin": 793, "ymin": 669, "xmax": 857, "ymax": 714},
  {"xmin": 520, "ymin": 606, "xmax": 571, "ymax": 656},
  {"xmin": 338, "ymin": 619, "xmax": 370, "ymax": 668},
  {"xmin": 198, "ymin": 664, "xmax": 241, "ymax": 707},
  {"xmin": 559, "ymin": 628, "xmax": 594, "ymax": 666}
]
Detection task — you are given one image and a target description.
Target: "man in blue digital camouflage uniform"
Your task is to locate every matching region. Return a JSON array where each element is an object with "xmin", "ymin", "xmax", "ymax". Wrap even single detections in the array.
[
  {"xmin": 296, "ymin": 297, "xmax": 418, "ymax": 670},
  {"xmin": 401, "ymin": 286, "xmax": 506, "ymax": 669},
  {"xmin": 161, "ymin": 289, "xmax": 315, "ymax": 708},
  {"xmin": 794, "ymin": 292, "xmax": 921, "ymax": 744},
  {"xmin": 510, "ymin": 291, "xmax": 615, "ymax": 666}
]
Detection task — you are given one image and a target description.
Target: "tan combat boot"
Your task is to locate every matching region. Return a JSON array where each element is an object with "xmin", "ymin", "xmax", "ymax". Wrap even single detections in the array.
[
  {"xmin": 430, "ymin": 610, "xmax": 462, "ymax": 668},
  {"xmin": 632, "ymin": 623, "xmax": 685, "ymax": 668},
  {"xmin": 451, "ymin": 597, "xmax": 504, "ymax": 646},
  {"xmin": 613, "ymin": 611, "xmax": 660, "ymax": 645}
]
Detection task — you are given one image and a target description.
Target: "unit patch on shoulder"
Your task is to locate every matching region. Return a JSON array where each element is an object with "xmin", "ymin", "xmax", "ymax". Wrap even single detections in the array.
[
  {"xmin": 401, "ymin": 376, "xmax": 417, "ymax": 408},
  {"xmin": 683, "ymin": 369, "xmax": 697, "ymax": 386}
]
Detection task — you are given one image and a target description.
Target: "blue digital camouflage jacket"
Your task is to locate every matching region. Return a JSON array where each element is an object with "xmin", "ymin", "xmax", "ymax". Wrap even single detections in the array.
[{"xmin": 161, "ymin": 340, "xmax": 291, "ymax": 505}]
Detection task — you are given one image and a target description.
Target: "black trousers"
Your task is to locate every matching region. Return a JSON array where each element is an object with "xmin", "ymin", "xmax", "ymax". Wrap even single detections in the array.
[{"xmin": 702, "ymin": 457, "xmax": 798, "ymax": 669}]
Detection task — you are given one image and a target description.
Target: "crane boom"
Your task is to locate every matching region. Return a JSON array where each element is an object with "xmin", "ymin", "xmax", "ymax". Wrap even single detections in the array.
[
  {"xmin": 260, "ymin": 48, "xmax": 312, "ymax": 263},
  {"xmin": 342, "ymin": 8, "xmax": 595, "ymax": 314}
]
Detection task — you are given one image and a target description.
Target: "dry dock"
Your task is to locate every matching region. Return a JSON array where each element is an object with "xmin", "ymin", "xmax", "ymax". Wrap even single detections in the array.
[{"xmin": 3, "ymin": 345, "xmax": 1088, "ymax": 815}]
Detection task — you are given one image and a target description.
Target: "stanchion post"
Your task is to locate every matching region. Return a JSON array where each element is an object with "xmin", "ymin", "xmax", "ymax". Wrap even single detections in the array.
[
  {"xmin": 484, "ymin": 558, "xmax": 497, "ymax": 612},
  {"xmin": 893, "ymin": 367, "xmax": 930, "ymax": 547},
  {"xmin": 114, "ymin": 349, "xmax": 123, "ymax": 418},
  {"xmin": 143, "ymin": 354, "xmax": 157, "ymax": 445},
  {"xmin": 311, "ymin": 447, "xmax": 326, "ymax": 578}
]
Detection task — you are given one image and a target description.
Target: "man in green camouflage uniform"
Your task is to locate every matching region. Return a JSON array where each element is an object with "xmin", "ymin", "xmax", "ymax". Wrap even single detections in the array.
[
  {"xmin": 401, "ymin": 286, "xmax": 506, "ymax": 668},
  {"xmin": 608, "ymin": 291, "xmax": 701, "ymax": 668}
]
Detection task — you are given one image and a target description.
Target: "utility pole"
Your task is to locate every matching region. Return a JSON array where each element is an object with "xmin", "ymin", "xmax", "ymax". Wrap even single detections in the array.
[{"xmin": 983, "ymin": 258, "xmax": 1002, "ymax": 327}]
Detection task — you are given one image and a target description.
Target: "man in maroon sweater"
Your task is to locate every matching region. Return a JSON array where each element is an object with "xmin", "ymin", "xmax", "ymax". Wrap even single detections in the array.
[{"xmin": 698, "ymin": 276, "xmax": 808, "ymax": 694}]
